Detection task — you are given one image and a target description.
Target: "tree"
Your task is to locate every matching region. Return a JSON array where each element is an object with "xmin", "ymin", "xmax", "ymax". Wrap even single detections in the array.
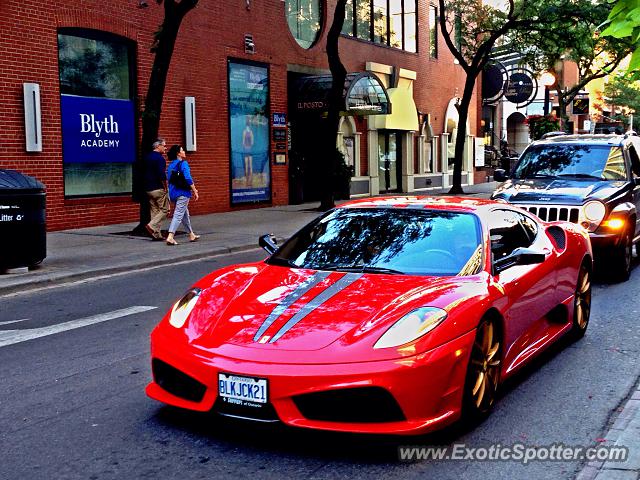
[
  {"xmin": 438, "ymin": 0, "xmax": 626, "ymax": 193},
  {"xmin": 438, "ymin": 0, "xmax": 527, "ymax": 193},
  {"xmin": 134, "ymin": 0, "xmax": 198, "ymax": 233},
  {"xmin": 512, "ymin": 1, "xmax": 635, "ymax": 127},
  {"xmin": 319, "ymin": 0, "xmax": 348, "ymax": 211},
  {"xmin": 602, "ymin": 73, "xmax": 640, "ymax": 126}
]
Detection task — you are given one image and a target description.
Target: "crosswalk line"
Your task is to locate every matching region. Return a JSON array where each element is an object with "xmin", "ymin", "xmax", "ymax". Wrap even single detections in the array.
[{"xmin": 0, "ymin": 306, "xmax": 157, "ymax": 348}]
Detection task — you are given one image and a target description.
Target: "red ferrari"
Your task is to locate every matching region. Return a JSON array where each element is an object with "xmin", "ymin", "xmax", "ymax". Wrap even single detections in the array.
[{"xmin": 146, "ymin": 196, "xmax": 593, "ymax": 435}]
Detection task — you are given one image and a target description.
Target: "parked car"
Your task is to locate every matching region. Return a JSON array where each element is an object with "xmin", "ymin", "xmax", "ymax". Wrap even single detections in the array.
[
  {"xmin": 147, "ymin": 196, "xmax": 592, "ymax": 435},
  {"xmin": 492, "ymin": 134, "xmax": 640, "ymax": 281}
]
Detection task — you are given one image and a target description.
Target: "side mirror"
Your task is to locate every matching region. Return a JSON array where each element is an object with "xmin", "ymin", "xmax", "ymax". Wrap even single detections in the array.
[
  {"xmin": 493, "ymin": 247, "xmax": 546, "ymax": 275},
  {"xmin": 494, "ymin": 169, "xmax": 508, "ymax": 182},
  {"xmin": 259, "ymin": 234, "xmax": 278, "ymax": 255}
]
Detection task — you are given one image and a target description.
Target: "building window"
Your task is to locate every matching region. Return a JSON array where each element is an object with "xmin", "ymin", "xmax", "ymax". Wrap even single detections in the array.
[
  {"xmin": 286, "ymin": 0, "xmax": 322, "ymax": 49},
  {"xmin": 57, "ymin": 29, "xmax": 136, "ymax": 197},
  {"xmin": 429, "ymin": 5, "xmax": 438, "ymax": 58},
  {"xmin": 342, "ymin": 0, "xmax": 417, "ymax": 52}
]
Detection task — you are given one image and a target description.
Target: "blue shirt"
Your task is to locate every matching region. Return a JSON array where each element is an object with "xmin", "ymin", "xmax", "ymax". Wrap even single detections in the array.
[
  {"xmin": 143, "ymin": 151, "xmax": 166, "ymax": 191},
  {"xmin": 167, "ymin": 159, "xmax": 194, "ymax": 202}
]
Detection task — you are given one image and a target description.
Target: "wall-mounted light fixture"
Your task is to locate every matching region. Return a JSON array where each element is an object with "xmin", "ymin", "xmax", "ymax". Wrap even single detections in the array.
[
  {"xmin": 184, "ymin": 96, "xmax": 197, "ymax": 152},
  {"xmin": 23, "ymin": 83, "xmax": 42, "ymax": 152}
]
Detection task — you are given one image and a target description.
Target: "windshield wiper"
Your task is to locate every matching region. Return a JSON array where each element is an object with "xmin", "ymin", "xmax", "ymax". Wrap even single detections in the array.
[
  {"xmin": 522, "ymin": 173, "xmax": 556, "ymax": 179},
  {"xmin": 557, "ymin": 173, "xmax": 603, "ymax": 180},
  {"xmin": 329, "ymin": 265, "xmax": 405, "ymax": 275}
]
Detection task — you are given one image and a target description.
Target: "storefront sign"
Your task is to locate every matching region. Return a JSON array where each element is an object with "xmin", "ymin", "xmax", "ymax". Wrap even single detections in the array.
[
  {"xmin": 60, "ymin": 95, "xmax": 135, "ymax": 164},
  {"xmin": 228, "ymin": 61, "xmax": 271, "ymax": 204},
  {"xmin": 272, "ymin": 128, "xmax": 286, "ymax": 142},
  {"xmin": 272, "ymin": 113, "xmax": 286, "ymax": 127}
]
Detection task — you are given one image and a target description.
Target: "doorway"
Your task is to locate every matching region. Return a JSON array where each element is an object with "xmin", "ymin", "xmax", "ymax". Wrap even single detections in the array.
[{"xmin": 378, "ymin": 131, "xmax": 402, "ymax": 193}]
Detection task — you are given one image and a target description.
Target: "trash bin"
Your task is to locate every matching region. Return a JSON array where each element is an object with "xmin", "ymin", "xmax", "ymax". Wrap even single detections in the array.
[{"xmin": 0, "ymin": 169, "xmax": 46, "ymax": 269}]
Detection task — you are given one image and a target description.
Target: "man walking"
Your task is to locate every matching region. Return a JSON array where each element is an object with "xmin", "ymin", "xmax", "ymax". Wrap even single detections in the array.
[{"xmin": 143, "ymin": 138, "xmax": 169, "ymax": 240}]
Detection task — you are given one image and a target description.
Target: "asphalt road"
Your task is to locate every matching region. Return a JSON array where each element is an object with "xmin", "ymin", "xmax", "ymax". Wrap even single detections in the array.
[{"xmin": 0, "ymin": 250, "xmax": 639, "ymax": 480}]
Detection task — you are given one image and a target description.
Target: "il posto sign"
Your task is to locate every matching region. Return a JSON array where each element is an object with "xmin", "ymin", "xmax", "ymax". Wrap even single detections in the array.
[{"xmin": 60, "ymin": 95, "xmax": 135, "ymax": 164}]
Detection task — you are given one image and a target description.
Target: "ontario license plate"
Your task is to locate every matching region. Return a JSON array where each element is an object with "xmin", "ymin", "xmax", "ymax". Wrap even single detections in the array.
[{"xmin": 218, "ymin": 373, "xmax": 268, "ymax": 406}]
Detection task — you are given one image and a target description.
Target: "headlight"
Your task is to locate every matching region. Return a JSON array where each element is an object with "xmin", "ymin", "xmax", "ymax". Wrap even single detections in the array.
[
  {"xmin": 169, "ymin": 288, "xmax": 202, "ymax": 328},
  {"xmin": 581, "ymin": 201, "xmax": 606, "ymax": 232},
  {"xmin": 373, "ymin": 307, "xmax": 447, "ymax": 349}
]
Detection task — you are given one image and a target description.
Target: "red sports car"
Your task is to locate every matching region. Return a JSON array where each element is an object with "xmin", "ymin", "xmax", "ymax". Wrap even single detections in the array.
[{"xmin": 146, "ymin": 196, "xmax": 593, "ymax": 435}]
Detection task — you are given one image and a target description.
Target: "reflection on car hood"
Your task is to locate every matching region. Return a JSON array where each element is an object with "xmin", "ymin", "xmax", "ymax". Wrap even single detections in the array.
[
  {"xmin": 183, "ymin": 263, "xmax": 482, "ymax": 358},
  {"xmin": 492, "ymin": 178, "xmax": 628, "ymax": 204}
]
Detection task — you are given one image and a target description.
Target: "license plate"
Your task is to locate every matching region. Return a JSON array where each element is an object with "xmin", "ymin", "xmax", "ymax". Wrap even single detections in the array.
[{"xmin": 218, "ymin": 373, "xmax": 268, "ymax": 406}]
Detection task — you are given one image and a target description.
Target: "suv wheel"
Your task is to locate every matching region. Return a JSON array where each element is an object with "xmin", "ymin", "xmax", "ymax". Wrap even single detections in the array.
[{"xmin": 611, "ymin": 229, "xmax": 632, "ymax": 282}]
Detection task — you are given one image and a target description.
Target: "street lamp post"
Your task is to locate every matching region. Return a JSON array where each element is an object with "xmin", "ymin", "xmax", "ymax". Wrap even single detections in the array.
[{"xmin": 540, "ymin": 71, "xmax": 556, "ymax": 116}]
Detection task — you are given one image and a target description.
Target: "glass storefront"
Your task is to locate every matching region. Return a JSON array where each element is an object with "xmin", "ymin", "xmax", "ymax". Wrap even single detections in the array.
[
  {"xmin": 378, "ymin": 131, "xmax": 401, "ymax": 192},
  {"xmin": 57, "ymin": 29, "xmax": 135, "ymax": 197}
]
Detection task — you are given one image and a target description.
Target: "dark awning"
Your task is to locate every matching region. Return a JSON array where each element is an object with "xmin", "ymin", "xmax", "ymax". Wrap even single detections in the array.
[{"xmin": 293, "ymin": 72, "xmax": 391, "ymax": 116}]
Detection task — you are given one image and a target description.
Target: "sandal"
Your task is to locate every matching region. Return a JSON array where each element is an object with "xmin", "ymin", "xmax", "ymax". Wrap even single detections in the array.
[
  {"xmin": 166, "ymin": 239, "xmax": 178, "ymax": 246},
  {"xmin": 189, "ymin": 235, "xmax": 201, "ymax": 242}
]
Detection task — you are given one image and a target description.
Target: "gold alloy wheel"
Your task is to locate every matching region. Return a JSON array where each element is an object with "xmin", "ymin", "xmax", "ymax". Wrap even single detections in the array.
[
  {"xmin": 574, "ymin": 267, "xmax": 591, "ymax": 330},
  {"xmin": 469, "ymin": 321, "xmax": 501, "ymax": 410}
]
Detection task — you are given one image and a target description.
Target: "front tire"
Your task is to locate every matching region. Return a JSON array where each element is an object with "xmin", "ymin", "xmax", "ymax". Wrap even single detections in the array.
[
  {"xmin": 462, "ymin": 317, "xmax": 502, "ymax": 422},
  {"xmin": 610, "ymin": 229, "xmax": 632, "ymax": 282}
]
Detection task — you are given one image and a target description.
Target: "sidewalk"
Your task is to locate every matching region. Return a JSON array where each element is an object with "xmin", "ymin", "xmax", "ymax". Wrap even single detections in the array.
[{"xmin": 0, "ymin": 182, "xmax": 496, "ymax": 296}]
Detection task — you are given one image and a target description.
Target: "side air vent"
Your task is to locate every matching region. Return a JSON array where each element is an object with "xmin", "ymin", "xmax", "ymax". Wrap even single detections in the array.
[{"xmin": 546, "ymin": 225, "xmax": 566, "ymax": 251}]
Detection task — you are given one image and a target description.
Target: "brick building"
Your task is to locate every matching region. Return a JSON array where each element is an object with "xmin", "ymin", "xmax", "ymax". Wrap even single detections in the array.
[{"xmin": 0, "ymin": 0, "xmax": 481, "ymax": 231}]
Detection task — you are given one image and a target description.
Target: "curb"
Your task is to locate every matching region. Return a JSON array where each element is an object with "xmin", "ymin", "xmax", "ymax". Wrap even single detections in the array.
[{"xmin": 0, "ymin": 243, "xmax": 265, "ymax": 297}]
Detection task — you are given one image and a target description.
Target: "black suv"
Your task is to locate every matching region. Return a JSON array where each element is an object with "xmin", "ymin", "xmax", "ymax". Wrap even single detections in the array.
[{"xmin": 492, "ymin": 134, "xmax": 640, "ymax": 281}]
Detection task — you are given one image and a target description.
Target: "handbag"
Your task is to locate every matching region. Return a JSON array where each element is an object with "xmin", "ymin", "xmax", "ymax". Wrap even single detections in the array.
[{"xmin": 169, "ymin": 160, "xmax": 190, "ymax": 190}]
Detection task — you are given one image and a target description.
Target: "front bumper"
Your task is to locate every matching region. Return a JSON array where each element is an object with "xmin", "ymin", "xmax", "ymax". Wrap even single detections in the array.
[
  {"xmin": 146, "ymin": 328, "xmax": 476, "ymax": 435},
  {"xmin": 589, "ymin": 230, "xmax": 624, "ymax": 252}
]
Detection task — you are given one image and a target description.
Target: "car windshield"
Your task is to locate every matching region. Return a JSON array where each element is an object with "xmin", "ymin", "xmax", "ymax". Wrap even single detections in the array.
[
  {"xmin": 513, "ymin": 144, "xmax": 626, "ymax": 181},
  {"xmin": 267, "ymin": 208, "xmax": 483, "ymax": 276}
]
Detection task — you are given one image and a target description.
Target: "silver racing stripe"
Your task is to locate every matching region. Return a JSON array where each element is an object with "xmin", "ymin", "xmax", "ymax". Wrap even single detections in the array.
[
  {"xmin": 253, "ymin": 271, "xmax": 331, "ymax": 342},
  {"xmin": 269, "ymin": 273, "xmax": 363, "ymax": 343}
]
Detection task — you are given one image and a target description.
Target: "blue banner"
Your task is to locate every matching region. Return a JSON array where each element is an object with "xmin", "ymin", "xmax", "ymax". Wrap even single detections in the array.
[
  {"xmin": 61, "ymin": 95, "xmax": 135, "ymax": 164},
  {"xmin": 228, "ymin": 61, "xmax": 271, "ymax": 204}
]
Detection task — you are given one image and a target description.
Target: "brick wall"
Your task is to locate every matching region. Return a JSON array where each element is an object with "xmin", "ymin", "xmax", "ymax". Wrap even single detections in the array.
[{"xmin": 0, "ymin": 0, "xmax": 477, "ymax": 231}]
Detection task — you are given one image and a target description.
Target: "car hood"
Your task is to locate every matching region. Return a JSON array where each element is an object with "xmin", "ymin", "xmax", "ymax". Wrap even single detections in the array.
[
  {"xmin": 492, "ymin": 178, "xmax": 628, "ymax": 205},
  {"xmin": 180, "ymin": 263, "xmax": 483, "ymax": 360}
]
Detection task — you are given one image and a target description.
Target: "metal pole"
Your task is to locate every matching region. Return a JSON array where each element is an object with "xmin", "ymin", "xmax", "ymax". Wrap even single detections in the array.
[{"xmin": 543, "ymin": 86, "xmax": 550, "ymax": 116}]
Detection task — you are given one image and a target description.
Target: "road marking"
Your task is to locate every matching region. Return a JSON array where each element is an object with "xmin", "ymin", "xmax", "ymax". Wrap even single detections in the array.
[
  {"xmin": 0, "ymin": 319, "xmax": 28, "ymax": 326},
  {"xmin": 0, "ymin": 306, "xmax": 157, "ymax": 348}
]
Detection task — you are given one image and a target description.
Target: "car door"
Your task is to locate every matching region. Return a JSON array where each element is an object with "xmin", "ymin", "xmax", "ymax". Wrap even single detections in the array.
[{"xmin": 488, "ymin": 208, "xmax": 558, "ymax": 375}]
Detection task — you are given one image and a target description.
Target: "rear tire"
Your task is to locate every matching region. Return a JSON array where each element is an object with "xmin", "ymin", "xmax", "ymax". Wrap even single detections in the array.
[
  {"xmin": 462, "ymin": 316, "xmax": 502, "ymax": 423},
  {"xmin": 568, "ymin": 263, "xmax": 591, "ymax": 341}
]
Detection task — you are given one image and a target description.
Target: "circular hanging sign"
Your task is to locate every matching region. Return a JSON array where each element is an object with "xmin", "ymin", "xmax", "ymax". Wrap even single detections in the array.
[
  {"xmin": 505, "ymin": 71, "xmax": 535, "ymax": 104},
  {"xmin": 483, "ymin": 62, "xmax": 508, "ymax": 102}
]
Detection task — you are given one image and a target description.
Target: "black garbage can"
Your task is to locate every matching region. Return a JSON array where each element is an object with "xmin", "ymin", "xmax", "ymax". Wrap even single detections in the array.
[{"xmin": 0, "ymin": 170, "xmax": 46, "ymax": 269}]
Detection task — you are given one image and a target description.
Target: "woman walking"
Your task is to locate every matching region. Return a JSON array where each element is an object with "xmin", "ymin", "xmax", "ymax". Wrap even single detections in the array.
[{"xmin": 166, "ymin": 144, "xmax": 200, "ymax": 245}]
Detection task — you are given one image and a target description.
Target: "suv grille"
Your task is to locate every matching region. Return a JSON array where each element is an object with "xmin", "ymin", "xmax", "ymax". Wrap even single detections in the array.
[{"xmin": 517, "ymin": 204, "xmax": 581, "ymax": 223}]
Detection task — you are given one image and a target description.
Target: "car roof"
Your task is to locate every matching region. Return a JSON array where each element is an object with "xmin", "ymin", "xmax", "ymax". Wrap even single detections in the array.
[
  {"xmin": 338, "ymin": 195, "xmax": 501, "ymax": 213},
  {"xmin": 532, "ymin": 134, "xmax": 628, "ymax": 147}
]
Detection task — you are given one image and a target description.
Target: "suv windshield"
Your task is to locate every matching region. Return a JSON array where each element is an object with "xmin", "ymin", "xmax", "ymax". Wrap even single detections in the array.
[
  {"xmin": 513, "ymin": 144, "xmax": 626, "ymax": 181},
  {"xmin": 267, "ymin": 208, "xmax": 483, "ymax": 276}
]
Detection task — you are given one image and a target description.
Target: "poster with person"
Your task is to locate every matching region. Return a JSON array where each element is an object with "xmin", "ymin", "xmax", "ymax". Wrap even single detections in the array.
[{"xmin": 228, "ymin": 60, "xmax": 270, "ymax": 204}]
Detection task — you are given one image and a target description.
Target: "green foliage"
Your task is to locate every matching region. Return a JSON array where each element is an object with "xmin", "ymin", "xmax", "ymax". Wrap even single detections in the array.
[
  {"xmin": 526, "ymin": 115, "xmax": 562, "ymax": 140},
  {"xmin": 601, "ymin": 0, "xmax": 640, "ymax": 71},
  {"xmin": 603, "ymin": 73, "xmax": 640, "ymax": 116}
]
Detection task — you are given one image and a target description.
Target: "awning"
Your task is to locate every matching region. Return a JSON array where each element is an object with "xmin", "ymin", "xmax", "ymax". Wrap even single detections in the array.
[
  {"xmin": 293, "ymin": 72, "xmax": 391, "ymax": 116},
  {"xmin": 372, "ymin": 81, "xmax": 419, "ymax": 131}
]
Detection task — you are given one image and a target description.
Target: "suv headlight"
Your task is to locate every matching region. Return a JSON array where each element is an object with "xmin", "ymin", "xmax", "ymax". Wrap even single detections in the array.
[
  {"xmin": 169, "ymin": 288, "xmax": 202, "ymax": 328},
  {"xmin": 374, "ymin": 307, "xmax": 447, "ymax": 349},
  {"xmin": 581, "ymin": 201, "xmax": 606, "ymax": 232}
]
